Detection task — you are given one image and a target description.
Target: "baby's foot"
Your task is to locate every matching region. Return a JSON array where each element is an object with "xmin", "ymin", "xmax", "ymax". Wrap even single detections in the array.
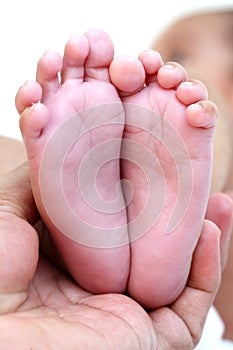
[
  {"xmin": 15, "ymin": 29, "xmax": 130, "ymax": 294},
  {"xmin": 110, "ymin": 51, "xmax": 217, "ymax": 308}
]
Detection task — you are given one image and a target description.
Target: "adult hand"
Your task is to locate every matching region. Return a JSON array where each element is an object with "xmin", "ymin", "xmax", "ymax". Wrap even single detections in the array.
[{"xmin": 0, "ymin": 163, "xmax": 232, "ymax": 349}]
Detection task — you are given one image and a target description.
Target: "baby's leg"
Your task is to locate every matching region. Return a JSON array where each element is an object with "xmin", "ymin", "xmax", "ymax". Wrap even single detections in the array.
[
  {"xmin": 15, "ymin": 29, "xmax": 130, "ymax": 293},
  {"xmin": 110, "ymin": 51, "xmax": 217, "ymax": 308}
]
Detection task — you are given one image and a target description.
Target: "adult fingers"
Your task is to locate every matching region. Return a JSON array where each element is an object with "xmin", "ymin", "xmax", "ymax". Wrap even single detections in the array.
[
  {"xmin": 150, "ymin": 220, "xmax": 221, "ymax": 349},
  {"xmin": 206, "ymin": 192, "xmax": 233, "ymax": 270},
  {"xmin": 0, "ymin": 163, "xmax": 39, "ymax": 313}
]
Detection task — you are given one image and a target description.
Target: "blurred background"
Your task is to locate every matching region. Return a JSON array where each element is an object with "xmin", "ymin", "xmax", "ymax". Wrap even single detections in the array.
[{"xmin": 0, "ymin": 0, "xmax": 231, "ymax": 139}]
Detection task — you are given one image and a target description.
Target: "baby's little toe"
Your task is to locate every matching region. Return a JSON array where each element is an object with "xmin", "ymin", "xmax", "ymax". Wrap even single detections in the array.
[
  {"xmin": 20, "ymin": 103, "xmax": 49, "ymax": 141},
  {"xmin": 186, "ymin": 101, "xmax": 217, "ymax": 129}
]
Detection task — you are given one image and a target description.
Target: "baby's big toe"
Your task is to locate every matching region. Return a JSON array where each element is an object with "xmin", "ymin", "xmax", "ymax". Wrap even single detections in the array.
[{"xmin": 109, "ymin": 55, "xmax": 145, "ymax": 94}]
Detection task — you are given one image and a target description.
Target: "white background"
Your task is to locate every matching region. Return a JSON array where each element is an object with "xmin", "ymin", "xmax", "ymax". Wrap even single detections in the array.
[{"xmin": 0, "ymin": 0, "xmax": 231, "ymax": 140}]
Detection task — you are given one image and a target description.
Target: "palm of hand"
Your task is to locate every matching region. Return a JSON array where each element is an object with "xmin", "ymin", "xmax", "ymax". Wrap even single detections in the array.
[
  {"xmin": 0, "ymin": 165, "xmax": 227, "ymax": 350},
  {"xmin": 1, "ymin": 254, "xmax": 199, "ymax": 349}
]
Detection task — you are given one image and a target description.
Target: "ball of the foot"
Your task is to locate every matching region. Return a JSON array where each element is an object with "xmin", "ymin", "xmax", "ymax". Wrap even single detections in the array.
[{"xmin": 109, "ymin": 55, "xmax": 145, "ymax": 93}]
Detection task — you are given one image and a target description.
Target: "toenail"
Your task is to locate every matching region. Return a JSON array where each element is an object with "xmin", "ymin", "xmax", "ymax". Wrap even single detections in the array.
[
  {"xmin": 24, "ymin": 80, "xmax": 34, "ymax": 87},
  {"xmin": 163, "ymin": 64, "xmax": 175, "ymax": 70},
  {"xmin": 181, "ymin": 81, "xmax": 193, "ymax": 87},
  {"xmin": 191, "ymin": 103, "xmax": 202, "ymax": 110}
]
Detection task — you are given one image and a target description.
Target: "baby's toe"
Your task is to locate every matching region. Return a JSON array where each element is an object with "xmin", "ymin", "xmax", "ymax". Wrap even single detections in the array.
[
  {"xmin": 15, "ymin": 81, "xmax": 42, "ymax": 114},
  {"xmin": 186, "ymin": 101, "xmax": 217, "ymax": 129},
  {"xmin": 84, "ymin": 28, "xmax": 114, "ymax": 82},
  {"xmin": 109, "ymin": 55, "xmax": 145, "ymax": 94},
  {"xmin": 36, "ymin": 51, "xmax": 63, "ymax": 98},
  {"xmin": 20, "ymin": 103, "xmax": 49, "ymax": 141},
  {"xmin": 61, "ymin": 34, "xmax": 89, "ymax": 83},
  {"xmin": 157, "ymin": 62, "xmax": 187, "ymax": 89},
  {"xmin": 176, "ymin": 80, "xmax": 208, "ymax": 105},
  {"xmin": 138, "ymin": 49, "xmax": 163, "ymax": 75}
]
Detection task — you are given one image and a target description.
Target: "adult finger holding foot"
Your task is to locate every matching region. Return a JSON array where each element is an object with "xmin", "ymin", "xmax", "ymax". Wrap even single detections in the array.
[{"xmin": 0, "ymin": 161, "xmax": 232, "ymax": 349}]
